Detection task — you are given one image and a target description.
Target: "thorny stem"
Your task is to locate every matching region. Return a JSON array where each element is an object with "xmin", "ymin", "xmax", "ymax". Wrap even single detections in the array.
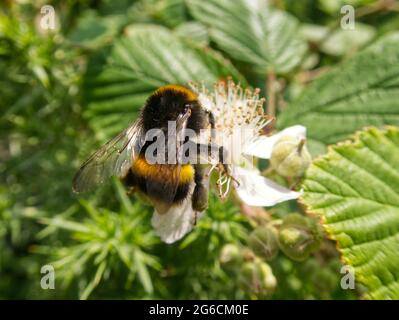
[
  {"xmin": 356, "ymin": 0, "xmax": 398, "ymax": 17},
  {"xmin": 261, "ymin": 166, "xmax": 274, "ymax": 176},
  {"xmin": 239, "ymin": 201, "xmax": 271, "ymax": 225},
  {"xmin": 297, "ymin": 66, "xmax": 330, "ymax": 84},
  {"xmin": 230, "ymin": 190, "xmax": 270, "ymax": 224},
  {"xmin": 297, "ymin": 138, "xmax": 306, "ymax": 154},
  {"xmin": 266, "ymin": 70, "xmax": 276, "ymax": 118}
]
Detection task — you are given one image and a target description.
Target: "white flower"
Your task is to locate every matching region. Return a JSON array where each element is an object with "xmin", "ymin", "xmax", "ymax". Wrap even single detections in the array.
[{"xmin": 191, "ymin": 80, "xmax": 306, "ymax": 207}]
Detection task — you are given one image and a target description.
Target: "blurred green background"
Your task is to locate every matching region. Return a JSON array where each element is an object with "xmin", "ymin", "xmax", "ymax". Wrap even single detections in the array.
[{"xmin": 1, "ymin": 0, "xmax": 398, "ymax": 299}]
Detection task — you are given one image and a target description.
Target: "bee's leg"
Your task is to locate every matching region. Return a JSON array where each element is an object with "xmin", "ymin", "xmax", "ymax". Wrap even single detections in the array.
[
  {"xmin": 206, "ymin": 110, "xmax": 233, "ymax": 178},
  {"xmin": 198, "ymin": 143, "xmax": 238, "ymax": 184},
  {"xmin": 206, "ymin": 110, "xmax": 216, "ymax": 142},
  {"xmin": 192, "ymin": 165, "xmax": 209, "ymax": 212},
  {"xmin": 185, "ymin": 141, "xmax": 235, "ymax": 181},
  {"xmin": 184, "ymin": 139, "xmax": 238, "ymax": 189},
  {"xmin": 191, "ymin": 142, "xmax": 227, "ymax": 166}
]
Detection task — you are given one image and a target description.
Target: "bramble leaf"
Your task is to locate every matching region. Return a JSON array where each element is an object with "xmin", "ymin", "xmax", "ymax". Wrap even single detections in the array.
[
  {"xmin": 187, "ymin": 0, "xmax": 307, "ymax": 74},
  {"xmin": 278, "ymin": 33, "xmax": 399, "ymax": 146},
  {"xmin": 302, "ymin": 127, "xmax": 399, "ymax": 299}
]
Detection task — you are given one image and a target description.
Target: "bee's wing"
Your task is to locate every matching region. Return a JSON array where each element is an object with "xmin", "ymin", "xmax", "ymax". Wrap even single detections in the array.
[{"xmin": 72, "ymin": 119, "xmax": 144, "ymax": 193}]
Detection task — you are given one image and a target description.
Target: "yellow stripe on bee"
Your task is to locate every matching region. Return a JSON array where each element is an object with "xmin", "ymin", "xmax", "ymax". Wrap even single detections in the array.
[
  {"xmin": 132, "ymin": 156, "xmax": 194, "ymax": 184},
  {"xmin": 155, "ymin": 84, "xmax": 197, "ymax": 101}
]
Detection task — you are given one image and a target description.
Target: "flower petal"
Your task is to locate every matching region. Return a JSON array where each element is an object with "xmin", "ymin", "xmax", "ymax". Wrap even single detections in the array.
[
  {"xmin": 152, "ymin": 198, "xmax": 202, "ymax": 244},
  {"xmin": 243, "ymin": 125, "xmax": 307, "ymax": 159},
  {"xmin": 233, "ymin": 166, "xmax": 301, "ymax": 207}
]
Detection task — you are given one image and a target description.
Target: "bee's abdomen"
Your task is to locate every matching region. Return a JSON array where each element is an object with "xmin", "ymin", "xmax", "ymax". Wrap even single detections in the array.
[{"xmin": 127, "ymin": 156, "xmax": 194, "ymax": 203}]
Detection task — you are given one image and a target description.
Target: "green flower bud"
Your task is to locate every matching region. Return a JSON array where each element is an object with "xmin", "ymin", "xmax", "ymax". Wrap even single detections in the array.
[
  {"xmin": 247, "ymin": 225, "xmax": 279, "ymax": 261},
  {"xmin": 238, "ymin": 258, "xmax": 276, "ymax": 297},
  {"xmin": 278, "ymin": 214, "xmax": 323, "ymax": 261},
  {"xmin": 220, "ymin": 244, "xmax": 243, "ymax": 269},
  {"xmin": 270, "ymin": 136, "xmax": 311, "ymax": 177}
]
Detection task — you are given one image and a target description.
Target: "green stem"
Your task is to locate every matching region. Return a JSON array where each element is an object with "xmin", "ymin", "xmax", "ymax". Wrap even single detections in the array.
[{"xmin": 266, "ymin": 70, "xmax": 276, "ymax": 118}]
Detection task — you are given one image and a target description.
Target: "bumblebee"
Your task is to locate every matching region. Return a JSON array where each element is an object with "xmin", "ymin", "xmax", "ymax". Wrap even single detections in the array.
[{"xmin": 73, "ymin": 85, "xmax": 229, "ymax": 222}]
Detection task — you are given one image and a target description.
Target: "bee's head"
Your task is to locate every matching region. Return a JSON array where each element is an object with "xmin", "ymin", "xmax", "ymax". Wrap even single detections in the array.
[{"xmin": 142, "ymin": 85, "xmax": 204, "ymax": 132}]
